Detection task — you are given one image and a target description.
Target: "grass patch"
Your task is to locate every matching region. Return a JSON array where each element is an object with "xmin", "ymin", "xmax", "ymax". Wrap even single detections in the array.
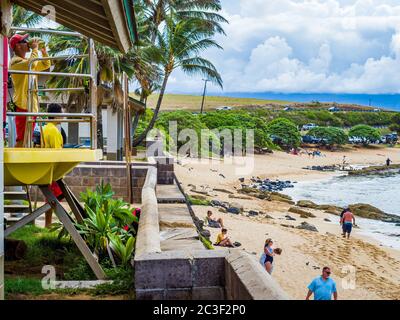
[
  {"xmin": 5, "ymin": 278, "xmax": 46, "ymax": 297},
  {"xmin": 8, "ymin": 225, "xmax": 80, "ymax": 268},
  {"xmin": 5, "ymin": 225, "xmax": 135, "ymax": 298},
  {"xmin": 199, "ymin": 234, "xmax": 214, "ymax": 250},
  {"xmin": 187, "ymin": 196, "xmax": 211, "ymax": 206},
  {"xmin": 141, "ymin": 93, "xmax": 290, "ymax": 111}
]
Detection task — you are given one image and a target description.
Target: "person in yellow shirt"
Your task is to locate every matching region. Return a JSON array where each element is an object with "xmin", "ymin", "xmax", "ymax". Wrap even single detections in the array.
[
  {"xmin": 9, "ymin": 34, "xmax": 51, "ymax": 147},
  {"xmin": 42, "ymin": 103, "xmax": 65, "ymax": 227},
  {"xmin": 215, "ymin": 228, "xmax": 234, "ymax": 247},
  {"xmin": 42, "ymin": 104, "xmax": 64, "ymax": 149}
]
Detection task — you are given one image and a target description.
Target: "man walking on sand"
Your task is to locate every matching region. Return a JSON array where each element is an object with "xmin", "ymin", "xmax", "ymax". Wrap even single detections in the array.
[
  {"xmin": 9, "ymin": 34, "xmax": 51, "ymax": 147},
  {"xmin": 341, "ymin": 208, "xmax": 356, "ymax": 239},
  {"xmin": 306, "ymin": 267, "xmax": 338, "ymax": 300}
]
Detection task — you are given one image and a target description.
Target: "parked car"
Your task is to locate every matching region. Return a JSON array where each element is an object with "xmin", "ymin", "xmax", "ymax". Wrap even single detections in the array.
[
  {"xmin": 348, "ymin": 136, "xmax": 364, "ymax": 144},
  {"xmin": 381, "ymin": 133, "xmax": 398, "ymax": 144},
  {"xmin": 216, "ymin": 106, "xmax": 233, "ymax": 111},
  {"xmin": 328, "ymin": 106, "xmax": 341, "ymax": 112},
  {"xmin": 302, "ymin": 135, "xmax": 320, "ymax": 144},
  {"xmin": 284, "ymin": 106, "xmax": 294, "ymax": 111},
  {"xmin": 302, "ymin": 123, "xmax": 318, "ymax": 131}
]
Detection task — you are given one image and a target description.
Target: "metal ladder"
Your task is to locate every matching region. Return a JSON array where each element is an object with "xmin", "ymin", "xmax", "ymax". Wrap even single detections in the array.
[{"xmin": 4, "ymin": 186, "xmax": 33, "ymax": 227}]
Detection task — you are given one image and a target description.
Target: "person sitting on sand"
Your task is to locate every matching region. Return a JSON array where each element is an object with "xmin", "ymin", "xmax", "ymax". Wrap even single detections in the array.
[
  {"xmin": 340, "ymin": 208, "xmax": 356, "ymax": 239},
  {"xmin": 206, "ymin": 210, "xmax": 224, "ymax": 228},
  {"xmin": 215, "ymin": 228, "xmax": 234, "ymax": 247}
]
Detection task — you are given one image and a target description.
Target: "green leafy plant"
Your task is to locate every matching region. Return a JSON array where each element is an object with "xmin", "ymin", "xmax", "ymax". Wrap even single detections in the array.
[
  {"xmin": 109, "ymin": 234, "xmax": 136, "ymax": 267},
  {"xmin": 76, "ymin": 182, "xmax": 138, "ymax": 268}
]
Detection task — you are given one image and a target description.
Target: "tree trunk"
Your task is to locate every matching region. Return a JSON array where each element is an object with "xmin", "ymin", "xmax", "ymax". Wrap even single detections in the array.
[
  {"xmin": 132, "ymin": 73, "xmax": 170, "ymax": 147},
  {"xmin": 97, "ymin": 105, "xmax": 104, "ymax": 151}
]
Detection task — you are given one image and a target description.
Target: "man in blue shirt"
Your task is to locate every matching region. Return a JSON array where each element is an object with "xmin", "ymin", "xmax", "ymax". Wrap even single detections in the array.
[{"xmin": 306, "ymin": 267, "xmax": 338, "ymax": 300}]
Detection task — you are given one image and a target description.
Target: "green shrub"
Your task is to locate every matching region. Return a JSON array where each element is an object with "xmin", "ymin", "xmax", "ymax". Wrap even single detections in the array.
[
  {"xmin": 308, "ymin": 127, "xmax": 348, "ymax": 146},
  {"xmin": 267, "ymin": 118, "xmax": 301, "ymax": 149},
  {"xmin": 348, "ymin": 125, "xmax": 380, "ymax": 145}
]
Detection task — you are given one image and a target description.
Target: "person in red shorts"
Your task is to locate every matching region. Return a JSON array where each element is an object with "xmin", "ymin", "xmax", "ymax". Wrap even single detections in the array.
[
  {"xmin": 42, "ymin": 103, "xmax": 65, "ymax": 227},
  {"xmin": 9, "ymin": 34, "xmax": 51, "ymax": 147}
]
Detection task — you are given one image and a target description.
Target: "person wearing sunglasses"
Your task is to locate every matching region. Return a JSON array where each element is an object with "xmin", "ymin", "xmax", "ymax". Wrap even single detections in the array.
[
  {"xmin": 9, "ymin": 33, "xmax": 51, "ymax": 147},
  {"xmin": 306, "ymin": 267, "xmax": 338, "ymax": 300}
]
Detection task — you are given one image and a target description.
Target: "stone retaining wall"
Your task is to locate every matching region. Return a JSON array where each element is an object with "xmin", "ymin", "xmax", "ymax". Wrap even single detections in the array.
[
  {"xmin": 134, "ymin": 250, "xmax": 289, "ymax": 300},
  {"xmin": 134, "ymin": 250, "xmax": 226, "ymax": 300},
  {"xmin": 33, "ymin": 162, "xmax": 152, "ymax": 204}
]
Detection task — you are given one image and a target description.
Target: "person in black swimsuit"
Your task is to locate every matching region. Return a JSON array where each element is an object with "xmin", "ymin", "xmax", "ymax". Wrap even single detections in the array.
[{"xmin": 264, "ymin": 238, "xmax": 275, "ymax": 274}]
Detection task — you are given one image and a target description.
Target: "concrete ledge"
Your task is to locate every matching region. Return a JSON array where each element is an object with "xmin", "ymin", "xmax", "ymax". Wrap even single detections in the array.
[
  {"xmin": 134, "ymin": 250, "xmax": 227, "ymax": 300},
  {"xmin": 225, "ymin": 251, "xmax": 290, "ymax": 300},
  {"xmin": 135, "ymin": 166, "xmax": 161, "ymax": 256}
]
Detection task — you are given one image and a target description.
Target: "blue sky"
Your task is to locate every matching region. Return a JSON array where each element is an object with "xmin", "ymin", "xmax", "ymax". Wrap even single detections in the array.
[{"xmin": 167, "ymin": 0, "xmax": 400, "ymax": 95}]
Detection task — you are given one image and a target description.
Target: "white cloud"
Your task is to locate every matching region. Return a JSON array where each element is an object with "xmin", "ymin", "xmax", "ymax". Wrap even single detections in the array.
[{"xmin": 164, "ymin": 0, "xmax": 400, "ymax": 94}]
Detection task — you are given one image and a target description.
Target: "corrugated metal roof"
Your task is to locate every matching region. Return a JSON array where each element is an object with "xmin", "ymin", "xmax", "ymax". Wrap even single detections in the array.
[{"xmin": 13, "ymin": 0, "xmax": 138, "ymax": 53}]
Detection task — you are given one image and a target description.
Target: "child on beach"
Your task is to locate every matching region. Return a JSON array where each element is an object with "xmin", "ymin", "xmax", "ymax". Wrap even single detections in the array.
[
  {"xmin": 263, "ymin": 238, "xmax": 275, "ymax": 274},
  {"xmin": 215, "ymin": 228, "xmax": 234, "ymax": 247}
]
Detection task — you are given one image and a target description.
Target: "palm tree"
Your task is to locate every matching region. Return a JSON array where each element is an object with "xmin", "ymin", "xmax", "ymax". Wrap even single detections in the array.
[
  {"xmin": 46, "ymin": 28, "xmax": 136, "ymax": 149},
  {"xmin": 11, "ymin": 4, "xmax": 43, "ymax": 29},
  {"xmin": 142, "ymin": 0, "xmax": 227, "ymax": 42},
  {"xmin": 132, "ymin": 15, "xmax": 223, "ymax": 146}
]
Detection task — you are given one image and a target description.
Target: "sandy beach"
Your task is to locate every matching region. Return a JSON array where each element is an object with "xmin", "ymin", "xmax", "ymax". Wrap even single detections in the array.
[{"xmin": 175, "ymin": 146, "xmax": 400, "ymax": 300}]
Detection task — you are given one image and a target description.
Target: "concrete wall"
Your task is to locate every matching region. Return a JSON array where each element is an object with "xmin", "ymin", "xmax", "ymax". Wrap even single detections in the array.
[
  {"xmin": 31, "ymin": 162, "xmax": 152, "ymax": 204},
  {"xmin": 134, "ymin": 250, "xmax": 290, "ymax": 300}
]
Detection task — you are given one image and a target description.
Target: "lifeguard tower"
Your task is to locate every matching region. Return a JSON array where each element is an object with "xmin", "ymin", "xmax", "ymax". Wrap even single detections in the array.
[{"xmin": 1, "ymin": 0, "xmax": 139, "ymax": 297}]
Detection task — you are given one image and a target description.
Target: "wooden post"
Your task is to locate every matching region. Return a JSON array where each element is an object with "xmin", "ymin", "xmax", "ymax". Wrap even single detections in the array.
[
  {"xmin": 89, "ymin": 38, "xmax": 98, "ymax": 150},
  {"xmin": 123, "ymin": 73, "xmax": 132, "ymax": 203}
]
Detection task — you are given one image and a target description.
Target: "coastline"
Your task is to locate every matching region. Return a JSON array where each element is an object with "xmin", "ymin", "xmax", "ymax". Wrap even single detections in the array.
[{"xmin": 175, "ymin": 146, "xmax": 400, "ymax": 300}]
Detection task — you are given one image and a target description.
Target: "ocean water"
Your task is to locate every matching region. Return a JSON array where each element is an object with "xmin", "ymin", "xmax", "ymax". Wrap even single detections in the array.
[
  {"xmin": 215, "ymin": 92, "xmax": 400, "ymax": 111},
  {"xmin": 283, "ymin": 174, "xmax": 400, "ymax": 249}
]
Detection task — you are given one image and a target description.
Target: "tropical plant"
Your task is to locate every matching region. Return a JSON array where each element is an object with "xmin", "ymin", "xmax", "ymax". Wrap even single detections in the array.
[
  {"xmin": 308, "ymin": 127, "xmax": 348, "ymax": 147},
  {"xmin": 267, "ymin": 118, "xmax": 301, "ymax": 149},
  {"xmin": 11, "ymin": 4, "xmax": 43, "ymax": 29},
  {"xmin": 348, "ymin": 125, "xmax": 381, "ymax": 145},
  {"xmin": 76, "ymin": 183, "xmax": 138, "ymax": 267},
  {"xmin": 109, "ymin": 234, "xmax": 136, "ymax": 266}
]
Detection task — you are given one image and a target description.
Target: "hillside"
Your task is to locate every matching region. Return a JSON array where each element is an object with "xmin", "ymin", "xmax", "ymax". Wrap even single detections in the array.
[
  {"xmin": 142, "ymin": 94, "xmax": 291, "ymax": 111},
  {"xmin": 134, "ymin": 94, "xmax": 383, "ymax": 112}
]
